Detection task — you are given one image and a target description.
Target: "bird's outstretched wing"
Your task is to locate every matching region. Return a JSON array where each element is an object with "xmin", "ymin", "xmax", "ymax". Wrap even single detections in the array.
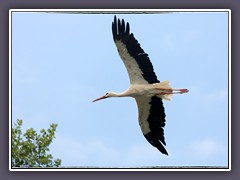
[
  {"xmin": 135, "ymin": 96, "xmax": 168, "ymax": 155},
  {"xmin": 112, "ymin": 16, "xmax": 160, "ymax": 84},
  {"xmin": 113, "ymin": 16, "xmax": 167, "ymax": 155}
]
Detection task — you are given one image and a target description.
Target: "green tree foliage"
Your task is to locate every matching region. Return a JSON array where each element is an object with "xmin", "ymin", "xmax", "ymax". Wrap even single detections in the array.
[{"xmin": 12, "ymin": 119, "xmax": 61, "ymax": 168}]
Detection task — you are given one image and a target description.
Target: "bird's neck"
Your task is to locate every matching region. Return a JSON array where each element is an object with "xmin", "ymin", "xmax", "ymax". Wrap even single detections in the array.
[{"xmin": 109, "ymin": 91, "xmax": 131, "ymax": 98}]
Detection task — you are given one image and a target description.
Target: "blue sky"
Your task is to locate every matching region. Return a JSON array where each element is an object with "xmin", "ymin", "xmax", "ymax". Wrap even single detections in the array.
[{"xmin": 11, "ymin": 11, "xmax": 229, "ymax": 168}]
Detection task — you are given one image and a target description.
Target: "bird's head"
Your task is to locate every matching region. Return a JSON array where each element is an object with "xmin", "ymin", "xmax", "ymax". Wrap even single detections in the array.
[{"xmin": 92, "ymin": 92, "xmax": 113, "ymax": 102}]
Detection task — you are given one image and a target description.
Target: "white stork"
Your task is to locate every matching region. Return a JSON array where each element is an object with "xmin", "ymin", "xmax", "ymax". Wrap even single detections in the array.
[{"xmin": 93, "ymin": 16, "xmax": 189, "ymax": 155}]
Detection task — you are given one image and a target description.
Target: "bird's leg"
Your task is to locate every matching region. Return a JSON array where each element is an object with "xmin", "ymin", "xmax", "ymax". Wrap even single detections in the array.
[
  {"xmin": 172, "ymin": 88, "xmax": 189, "ymax": 94},
  {"xmin": 155, "ymin": 88, "xmax": 189, "ymax": 95}
]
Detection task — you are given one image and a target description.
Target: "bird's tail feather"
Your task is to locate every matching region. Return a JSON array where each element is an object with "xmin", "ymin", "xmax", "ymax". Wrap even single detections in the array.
[{"xmin": 154, "ymin": 81, "xmax": 173, "ymax": 101}]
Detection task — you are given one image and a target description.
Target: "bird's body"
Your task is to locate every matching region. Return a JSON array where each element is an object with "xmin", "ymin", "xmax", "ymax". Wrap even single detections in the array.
[
  {"xmin": 103, "ymin": 81, "xmax": 182, "ymax": 100},
  {"xmin": 93, "ymin": 16, "xmax": 188, "ymax": 155}
]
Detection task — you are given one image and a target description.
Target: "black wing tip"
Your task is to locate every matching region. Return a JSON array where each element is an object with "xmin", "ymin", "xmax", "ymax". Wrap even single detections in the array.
[
  {"xmin": 144, "ymin": 133, "xmax": 168, "ymax": 155},
  {"xmin": 112, "ymin": 15, "xmax": 130, "ymax": 42}
]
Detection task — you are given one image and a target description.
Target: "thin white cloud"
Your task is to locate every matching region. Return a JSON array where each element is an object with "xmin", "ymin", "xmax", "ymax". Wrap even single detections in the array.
[
  {"xmin": 190, "ymin": 138, "xmax": 224, "ymax": 158},
  {"xmin": 188, "ymin": 85, "xmax": 228, "ymax": 103},
  {"xmin": 183, "ymin": 31, "xmax": 198, "ymax": 43},
  {"xmin": 50, "ymin": 134, "xmax": 167, "ymax": 167},
  {"xmin": 162, "ymin": 31, "xmax": 198, "ymax": 50},
  {"xmin": 204, "ymin": 90, "xmax": 228, "ymax": 102},
  {"xmin": 50, "ymin": 135, "xmax": 119, "ymax": 166},
  {"xmin": 50, "ymin": 132, "xmax": 229, "ymax": 167},
  {"xmin": 163, "ymin": 34, "xmax": 174, "ymax": 49}
]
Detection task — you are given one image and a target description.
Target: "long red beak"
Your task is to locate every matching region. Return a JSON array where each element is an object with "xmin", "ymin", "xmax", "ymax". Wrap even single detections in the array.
[{"xmin": 92, "ymin": 95, "xmax": 107, "ymax": 102}]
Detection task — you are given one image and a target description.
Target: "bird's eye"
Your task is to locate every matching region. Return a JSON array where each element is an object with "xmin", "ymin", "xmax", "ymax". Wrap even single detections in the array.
[{"xmin": 105, "ymin": 93, "xmax": 109, "ymax": 96}]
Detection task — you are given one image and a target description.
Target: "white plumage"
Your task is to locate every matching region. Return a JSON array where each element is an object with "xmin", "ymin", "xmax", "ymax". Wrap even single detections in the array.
[{"xmin": 93, "ymin": 16, "xmax": 188, "ymax": 155}]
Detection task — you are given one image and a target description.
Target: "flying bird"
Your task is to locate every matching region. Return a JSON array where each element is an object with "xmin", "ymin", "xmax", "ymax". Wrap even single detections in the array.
[{"xmin": 93, "ymin": 16, "xmax": 189, "ymax": 155}]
